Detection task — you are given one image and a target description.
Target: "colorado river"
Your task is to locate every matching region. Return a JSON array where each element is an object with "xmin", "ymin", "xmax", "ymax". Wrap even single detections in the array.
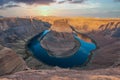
[{"xmin": 26, "ymin": 30, "xmax": 96, "ymax": 68}]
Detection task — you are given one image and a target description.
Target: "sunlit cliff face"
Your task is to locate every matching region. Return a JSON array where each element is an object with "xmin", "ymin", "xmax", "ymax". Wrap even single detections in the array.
[{"xmin": 51, "ymin": 19, "xmax": 73, "ymax": 32}]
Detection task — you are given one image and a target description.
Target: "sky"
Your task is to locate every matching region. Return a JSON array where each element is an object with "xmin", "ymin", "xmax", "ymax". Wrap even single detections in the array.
[{"xmin": 0, "ymin": 0, "xmax": 120, "ymax": 18}]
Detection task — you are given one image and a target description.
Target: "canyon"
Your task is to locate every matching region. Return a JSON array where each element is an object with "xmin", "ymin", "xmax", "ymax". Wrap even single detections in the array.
[{"xmin": 0, "ymin": 17, "xmax": 120, "ymax": 80}]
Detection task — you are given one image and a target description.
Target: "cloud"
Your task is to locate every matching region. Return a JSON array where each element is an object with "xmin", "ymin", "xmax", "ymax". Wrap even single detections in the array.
[
  {"xmin": 0, "ymin": 0, "xmax": 55, "ymax": 6},
  {"xmin": 0, "ymin": 0, "xmax": 87, "ymax": 9},
  {"xmin": 13, "ymin": 0, "xmax": 55, "ymax": 5},
  {"xmin": 0, "ymin": 0, "xmax": 56, "ymax": 9},
  {"xmin": 0, "ymin": 4, "xmax": 20, "ymax": 9},
  {"xmin": 58, "ymin": 0, "xmax": 86, "ymax": 4},
  {"xmin": 5, "ymin": 4, "xmax": 20, "ymax": 8},
  {"xmin": 0, "ymin": 0, "xmax": 86, "ymax": 6},
  {"xmin": 0, "ymin": 0, "xmax": 9, "ymax": 6},
  {"xmin": 0, "ymin": 0, "xmax": 119, "ymax": 7},
  {"xmin": 69, "ymin": 0, "xmax": 86, "ymax": 3}
]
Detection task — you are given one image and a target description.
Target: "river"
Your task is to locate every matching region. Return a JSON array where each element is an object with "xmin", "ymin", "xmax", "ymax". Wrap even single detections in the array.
[{"xmin": 26, "ymin": 30, "xmax": 96, "ymax": 68}]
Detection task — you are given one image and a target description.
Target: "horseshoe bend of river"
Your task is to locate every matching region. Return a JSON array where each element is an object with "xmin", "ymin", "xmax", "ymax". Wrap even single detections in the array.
[{"xmin": 26, "ymin": 30, "xmax": 96, "ymax": 68}]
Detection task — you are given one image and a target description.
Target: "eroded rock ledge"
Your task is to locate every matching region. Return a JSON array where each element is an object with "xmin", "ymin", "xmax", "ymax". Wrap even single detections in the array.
[{"xmin": 0, "ymin": 68, "xmax": 120, "ymax": 80}]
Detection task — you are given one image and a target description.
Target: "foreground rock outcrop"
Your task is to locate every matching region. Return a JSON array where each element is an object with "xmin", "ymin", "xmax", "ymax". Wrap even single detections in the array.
[
  {"xmin": 0, "ymin": 46, "xmax": 27, "ymax": 76},
  {"xmin": 0, "ymin": 68, "xmax": 120, "ymax": 80}
]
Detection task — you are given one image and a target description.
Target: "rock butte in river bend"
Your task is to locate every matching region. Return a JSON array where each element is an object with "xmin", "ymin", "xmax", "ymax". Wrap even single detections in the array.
[{"xmin": 41, "ymin": 19, "xmax": 80, "ymax": 57}]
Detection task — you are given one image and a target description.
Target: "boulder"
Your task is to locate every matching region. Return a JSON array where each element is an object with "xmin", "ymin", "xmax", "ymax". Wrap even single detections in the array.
[{"xmin": 0, "ymin": 46, "xmax": 28, "ymax": 76}]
